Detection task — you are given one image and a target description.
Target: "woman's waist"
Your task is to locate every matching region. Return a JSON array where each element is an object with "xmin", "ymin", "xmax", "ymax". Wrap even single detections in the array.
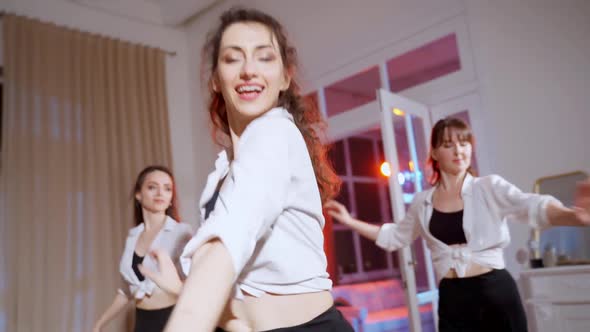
[
  {"xmin": 135, "ymin": 287, "xmax": 177, "ymax": 310},
  {"xmin": 432, "ymin": 245, "xmax": 505, "ymax": 278},
  {"xmin": 235, "ymin": 259, "xmax": 331, "ymax": 298},
  {"xmin": 219, "ymin": 291, "xmax": 333, "ymax": 331},
  {"xmin": 443, "ymin": 262, "xmax": 494, "ymax": 279},
  {"xmin": 432, "ymin": 245, "xmax": 505, "ymax": 264}
]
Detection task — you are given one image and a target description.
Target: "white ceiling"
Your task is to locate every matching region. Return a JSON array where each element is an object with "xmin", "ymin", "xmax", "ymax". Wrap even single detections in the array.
[
  {"xmin": 152, "ymin": 0, "xmax": 221, "ymax": 25},
  {"xmin": 72, "ymin": 0, "xmax": 222, "ymax": 26}
]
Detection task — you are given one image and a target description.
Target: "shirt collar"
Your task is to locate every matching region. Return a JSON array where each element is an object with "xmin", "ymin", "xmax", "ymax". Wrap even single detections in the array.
[
  {"xmin": 213, "ymin": 106, "xmax": 293, "ymax": 172},
  {"xmin": 162, "ymin": 215, "xmax": 178, "ymax": 231},
  {"xmin": 264, "ymin": 106, "xmax": 293, "ymax": 121},
  {"xmin": 128, "ymin": 215, "xmax": 177, "ymax": 236},
  {"xmin": 424, "ymin": 173, "xmax": 474, "ymax": 205}
]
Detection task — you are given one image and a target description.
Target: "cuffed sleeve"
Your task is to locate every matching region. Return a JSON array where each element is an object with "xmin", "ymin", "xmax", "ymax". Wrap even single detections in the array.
[
  {"xmin": 375, "ymin": 194, "xmax": 422, "ymax": 251},
  {"xmin": 486, "ymin": 175, "xmax": 561, "ymax": 229},
  {"xmin": 181, "ymin": 116, "xmax": 293, "ymax": 279}
]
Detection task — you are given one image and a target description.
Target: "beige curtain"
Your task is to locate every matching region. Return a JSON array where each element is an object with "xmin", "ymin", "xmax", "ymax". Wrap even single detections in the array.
[{"xmin": 0, "ymin": 15, "xmax": 173, "ymax": 332}]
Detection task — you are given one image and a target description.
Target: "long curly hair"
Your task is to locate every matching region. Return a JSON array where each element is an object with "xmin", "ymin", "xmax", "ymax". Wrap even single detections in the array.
[{"xmin": 201, "ymin": 7, "xmax": 340, "ymax": 203}]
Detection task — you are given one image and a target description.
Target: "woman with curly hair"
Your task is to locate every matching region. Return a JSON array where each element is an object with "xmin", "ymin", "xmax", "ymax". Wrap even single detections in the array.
[{"xmin": 141, "ymin": 7, "xmax": 353, "ymax": 332}]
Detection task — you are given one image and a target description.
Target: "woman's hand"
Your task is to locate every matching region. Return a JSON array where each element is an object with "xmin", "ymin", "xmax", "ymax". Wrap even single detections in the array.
[
  {"xmin": 325, "ymin": 200, "xmax": 381, "ymax": 241},
  {"xmin": 324, "ymin": 200, "xmax": 354, "ymax": 225},
  {"xmin": 138, "ymin": 249, "xmax": 183, "ymax": 296},
  {"xmin": 573, "ymin": 179, "xmax": 590, "ymax": 225}
]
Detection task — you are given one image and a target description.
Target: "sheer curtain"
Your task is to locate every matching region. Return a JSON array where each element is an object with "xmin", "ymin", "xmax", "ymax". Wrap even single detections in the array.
[{"xmin": 0, "ymin": 14, "xmax": 173, "ymax": 332}]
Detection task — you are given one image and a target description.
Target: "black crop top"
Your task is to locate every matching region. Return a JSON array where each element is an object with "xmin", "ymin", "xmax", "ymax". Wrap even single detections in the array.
[
  {"xmin": 132, "ymin": 252, "xmax": 145, "ymax": 281},
  {"xmin": 429, "ymin": 209, "xmax": 467, "ymax": 245},
  {"xmin": 204, "ymin": 190, "xmax": 220, "ymax": 220}
]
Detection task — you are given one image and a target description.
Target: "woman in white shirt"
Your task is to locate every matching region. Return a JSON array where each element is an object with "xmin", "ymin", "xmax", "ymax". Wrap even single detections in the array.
[
  {"xmin": 143, "ymin": 7, "xmax": 354, "ymax": 332},
  {"xmin": 93, "ymin": 165, "xmax": 192, "ymax": 332},
  {"xmin": 325, "ymin": 117, "xmax": 590, "ymax": 332}
]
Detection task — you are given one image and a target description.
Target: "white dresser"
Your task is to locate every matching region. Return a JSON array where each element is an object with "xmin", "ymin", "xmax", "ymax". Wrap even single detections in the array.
[{"xmin": 520, "ymin": 265, "xmax": 590, "ymax": 332}]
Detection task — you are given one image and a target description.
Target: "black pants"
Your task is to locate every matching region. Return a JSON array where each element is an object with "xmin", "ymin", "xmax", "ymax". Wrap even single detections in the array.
[
  {"xmin": 134, "ymin": 306, "xmax": 174, "ymax": 332},
  {"xmin": 438, "ymin": 269, "xmax": 528, "ymax": 332},
  {"xmin": 215, "ymin": 305, "xmax": 354, "ymax": 332}
]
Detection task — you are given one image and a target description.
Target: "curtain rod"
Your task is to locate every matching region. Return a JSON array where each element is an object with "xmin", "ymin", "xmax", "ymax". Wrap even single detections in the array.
[{"xmin": 0, "ymin": 11, "xmax": 177, "ymax": 57}]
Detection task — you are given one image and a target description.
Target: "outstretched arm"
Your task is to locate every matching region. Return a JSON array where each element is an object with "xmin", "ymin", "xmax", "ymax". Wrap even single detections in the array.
[
  {"xmin": 324, "ymin": 200, "xmax": 381, "ymax": 241},
  {"xmin": 325, "ymin": 197, "xmax": 421, "ymax": 252},
  {"xmin": 546, "ymin": 179, "xmax": 590, "ymax": 226},
  {"xmin": 164, "ymin": 240, "xmax": 234, "ymax": 332}
]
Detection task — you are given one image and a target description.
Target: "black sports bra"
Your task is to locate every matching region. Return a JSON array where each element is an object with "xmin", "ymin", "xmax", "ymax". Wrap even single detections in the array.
[
  {"xmin": 429, "ymin": 209, "xmax": 467, "ymax": 245},
  {"xmin": 132, "ymin": 251, "xmax": 145, "ymax": 281}
]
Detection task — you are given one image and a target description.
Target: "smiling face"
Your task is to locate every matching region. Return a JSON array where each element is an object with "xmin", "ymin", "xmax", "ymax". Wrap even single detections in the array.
[
  {"xmin": 134, "ymin": 170, "xmax": 173, "ymax": 215},
  {"xmin": 213, "ymin": 22, "xmax": 291, "ymax": 131}
]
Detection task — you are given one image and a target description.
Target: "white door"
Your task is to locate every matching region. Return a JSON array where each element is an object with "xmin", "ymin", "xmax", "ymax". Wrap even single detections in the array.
[
  {"xmin": 328, "ymin": 90, "xmax": 438, "ymax": 332},
  {"xmin": 377, "ymin": 89, "xmax": 438, "ymax": 332}
]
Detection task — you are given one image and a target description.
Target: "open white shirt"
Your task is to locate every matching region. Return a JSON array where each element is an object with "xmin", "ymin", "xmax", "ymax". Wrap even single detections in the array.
[
  {"xmin": 375, "ymin": 173, "xmax": 561, "ymax": 283},
  {"xmin": 180, "ymin": 107, "xmax": 332, "ymax": 299},
  {"xmin": 119, "ymin": 216, "xmax": 192, "ymax": 299}
]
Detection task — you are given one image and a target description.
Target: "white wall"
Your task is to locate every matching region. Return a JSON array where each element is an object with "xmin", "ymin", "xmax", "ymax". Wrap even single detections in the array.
[
  {"xmin": 0, "ymin": 0, "xmax": 201, "ymax": 225},
  {"xmin": 185, "ymin": 0, "xmax": 590, "ymax": 278}
]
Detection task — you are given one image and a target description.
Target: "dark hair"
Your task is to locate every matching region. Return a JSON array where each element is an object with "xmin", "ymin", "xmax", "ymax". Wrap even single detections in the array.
[
  {"xmin": 132, "ymin": 165, "xmax": 180, "ymax": 226},
  {"xmin": 202, "ymin": 7, "xmax": 341, "ymax": 203},
  {"xmin": 426, "ymin": 117, "xmax": 476, "ymax": 185}
]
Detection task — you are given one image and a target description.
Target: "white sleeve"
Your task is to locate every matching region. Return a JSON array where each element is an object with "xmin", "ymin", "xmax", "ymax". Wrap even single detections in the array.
[
  {"xmin": 375, "ymin": 194, "xmax": 422, "ymax": 251},
  {"xmin": 180, "ymin": 117, "xmax": 293, "ymax": 279},
  {"xmin": 174, "ymin": 223, "xmax": 194, "ymax": 279},
  {"xmin": 485, "ymin": 175, "xmax": 561, "ymax": 229}
]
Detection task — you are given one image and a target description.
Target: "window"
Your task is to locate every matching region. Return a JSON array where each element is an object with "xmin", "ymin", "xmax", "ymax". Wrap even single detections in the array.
[
  {"xmin": 387, "ymin": 34, "xmax": 461, "ymax": 92},
  {"xmin": 324, "ymin": 66, "xmax": 381, "ymax": 117},
  {"xmin": 330, "ymin": 132, "xmax": 401, "ymax": 284}
]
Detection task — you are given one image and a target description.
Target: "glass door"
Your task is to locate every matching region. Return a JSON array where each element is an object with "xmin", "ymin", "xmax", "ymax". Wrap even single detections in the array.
[
  {"xmin": 378, "ymin": 89, "xmax": 438, "ymax": 332},
  {"xmin": 325, "ymin": 88, "xmax": 440, "ymax": 331}
]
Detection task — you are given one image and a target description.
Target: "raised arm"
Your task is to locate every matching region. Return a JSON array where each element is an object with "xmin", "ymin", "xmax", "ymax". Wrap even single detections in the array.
[{"xmin": 325, "ymin": 194, "xmax": 422, "ymax": 252}]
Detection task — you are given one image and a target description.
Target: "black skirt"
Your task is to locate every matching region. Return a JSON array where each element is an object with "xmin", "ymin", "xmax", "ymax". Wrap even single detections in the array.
[
  {"xmin": 215, "ymin": 305, "xmax": 354, "ymax": 332},
  {"xmin": 438, "ymin": 269, "xmax": 528, "ymax": 332},
  {"xmin": 134, "ymin": 305, "xmax": 174, "ymax": 332}
]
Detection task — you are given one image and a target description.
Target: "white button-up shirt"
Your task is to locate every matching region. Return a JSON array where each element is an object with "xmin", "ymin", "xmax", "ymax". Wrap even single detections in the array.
[
  {"xmin": 119, "ymin": 216, "xmax": 192, "ymax": 299},
  {"xmin": 180, "ymin": 107, "xmax": 332, "ymax": 299},
  {"xmin": 376, "ymin": 174, "xmax": 560, "ymax": 283}
]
